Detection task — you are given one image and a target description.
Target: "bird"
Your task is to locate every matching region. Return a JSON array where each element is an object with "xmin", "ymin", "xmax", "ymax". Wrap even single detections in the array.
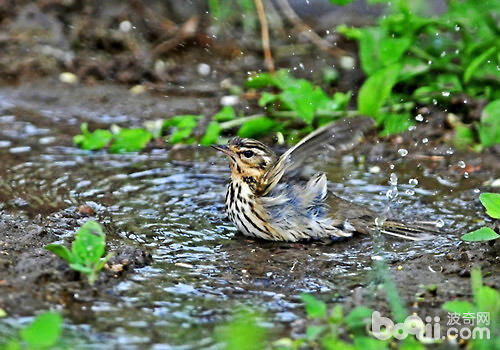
[{"xmin": 212, "ymin": 117, "xmax": 439, "ymax": 242}]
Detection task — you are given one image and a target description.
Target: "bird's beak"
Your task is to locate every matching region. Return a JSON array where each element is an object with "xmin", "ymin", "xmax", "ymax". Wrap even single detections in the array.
[{"xmin": 211, "ymin": 144, "xmax": 235, "ymax": 157}]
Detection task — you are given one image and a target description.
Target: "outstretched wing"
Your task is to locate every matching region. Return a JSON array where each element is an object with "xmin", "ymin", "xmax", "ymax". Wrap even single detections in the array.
[{"xmin": 256, "ymin": 117, "xmax": 374, "ymax": 196}]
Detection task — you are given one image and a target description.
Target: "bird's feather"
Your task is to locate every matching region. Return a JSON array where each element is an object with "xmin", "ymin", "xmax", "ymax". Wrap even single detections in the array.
[{"xmin": 257, "ymin": 117, "xmax": 374, "ymax": 195}]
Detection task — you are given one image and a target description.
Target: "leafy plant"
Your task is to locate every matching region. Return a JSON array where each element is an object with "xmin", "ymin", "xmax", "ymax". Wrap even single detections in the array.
[
  {"xmin": 73, "ymin": 123, "xmax": 152, "ymax": 153},
  {"xmin": 46, "ymin": 220, "xmax": 114, "ymax": 285},
  {"xmin": 442, "ymin": 267, "xmax": 500, "ymax": 350},
  {"xmin": 336, "ymin": 0, "xmax": 499, "ymax": 142},
  {"xmin": 216, "ymin": 308, "xmax": 267, "ymax": 350},
  {"xmin": 461, "ymin": 193, "xmax": 500, "ymax": 242},
  {"xmin": 73, "ymin": 123, "xmax": 112, "ymax": 151},
  {"xmin": 1, "ymin": 312, "xmax": 63, "ymax": 349}
]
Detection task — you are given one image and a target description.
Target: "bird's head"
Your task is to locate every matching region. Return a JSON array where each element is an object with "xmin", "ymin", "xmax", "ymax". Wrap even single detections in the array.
[{"xmin": 212, "ymin": 137, "xmax": 277, "ymax": 187}]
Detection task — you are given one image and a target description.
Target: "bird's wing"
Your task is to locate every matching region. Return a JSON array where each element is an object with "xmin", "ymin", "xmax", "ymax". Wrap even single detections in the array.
[{"xmin": 256, "ymin": 117, "xmax": 374, "ymax": 196}]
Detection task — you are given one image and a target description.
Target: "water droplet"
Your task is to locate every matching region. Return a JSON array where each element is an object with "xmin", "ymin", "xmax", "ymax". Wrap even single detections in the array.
[
  {"xmin": 197, "ymin": 63, "xmax": 211, "ymax": 76},
  {"xmin": 386, "ymin": 189, "xmax": 398, "ymax": 199},
  {"xmin": 390, "ymin": 173, "xmax": 398, "ymax": 185},
  {"xmin": 455, "ymin": 25, "xmax": 460, "ymax": 31},
  {"xmin": 464, "ymin": 172, "xmax": 469, "ymax": 179},
  {"xmin": 458, "ymin": 160, "xmax": 466, "ymax": 168},
  {"xmin": 446, "ymin": 148, "xmax": 454, "ymax": 155},
  {"xmin": 435, "ymin": 219, "xmax": 444, "ymax": 228},
  {"xmin": 398, "ymin": 149, "xmax": 408, "ymax": 157},
  {"xmin": 405, "ymin": 189, "xmax": 415, "ymax": 196},
  {"xmin": 415, "ymin": 114, "xmax": 424, "ymax": 122},
  {"xmin": 422, "ymin": 138, "xmax": 429, "ymax": 144},
  {"xmin": 409, "ymin": 178, "xmax": 419, "ymax": 186},
  {"xmin": 442, "ymin": 91, "xmax": 450, "ymax": 97}
]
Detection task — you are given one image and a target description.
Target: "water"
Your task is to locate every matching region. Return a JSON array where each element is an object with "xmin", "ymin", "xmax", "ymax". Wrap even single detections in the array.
[{"xmin": 0, "ymin": 85, "xmax": 486, "ymax": 348}]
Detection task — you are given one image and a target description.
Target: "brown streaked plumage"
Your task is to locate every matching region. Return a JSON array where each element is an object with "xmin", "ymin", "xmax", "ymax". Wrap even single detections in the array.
[{"xmin": 213, "ymin": 117, "xmax": 439, "ymax": 242}]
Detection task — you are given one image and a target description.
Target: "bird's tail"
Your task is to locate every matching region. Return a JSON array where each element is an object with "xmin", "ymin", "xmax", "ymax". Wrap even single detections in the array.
[{"xmin": 376, "ymin": 220, "xmax": 441, "ymax": 241}]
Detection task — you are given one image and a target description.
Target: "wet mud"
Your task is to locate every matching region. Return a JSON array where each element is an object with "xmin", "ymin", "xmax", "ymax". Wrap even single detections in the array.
[{"xmin": 0, "ymin": 80, "xmax": 498, "ymax": 348}]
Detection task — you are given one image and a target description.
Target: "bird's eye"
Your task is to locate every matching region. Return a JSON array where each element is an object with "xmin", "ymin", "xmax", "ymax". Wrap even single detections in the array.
[{"xmin": 243, "ymin": 150, "xmax": 254, "ymax": 158}]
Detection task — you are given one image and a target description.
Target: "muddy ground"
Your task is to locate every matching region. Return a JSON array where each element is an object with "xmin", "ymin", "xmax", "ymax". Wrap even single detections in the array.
[
  {"xmin": 0, "ymin": 1, "xmax": 499, "ymax": 348},
  {"xmin": 0, "ymin": 77, "xmax": 498, "ymax": 348}
]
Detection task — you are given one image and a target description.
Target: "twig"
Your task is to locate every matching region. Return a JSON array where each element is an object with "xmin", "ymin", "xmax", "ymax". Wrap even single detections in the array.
[
  {"xmin": 275, "ymin": 0, "xmax": 346, "ymax": 57},
  {"xmin": 254, "ymin": 0, "xmax": 275, "ymax": 74}
]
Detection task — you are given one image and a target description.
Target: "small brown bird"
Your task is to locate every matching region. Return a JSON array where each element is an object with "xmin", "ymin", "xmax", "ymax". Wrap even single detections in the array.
[{"xmin": 213, "ymin": 117, "xmax": 438, "ymax": 242}]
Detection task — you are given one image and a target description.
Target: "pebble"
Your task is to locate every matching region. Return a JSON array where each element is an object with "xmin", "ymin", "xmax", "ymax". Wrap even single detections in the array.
[{"xmin": 59, "ymin": 72, "xmax": 78, "ymax": 84}]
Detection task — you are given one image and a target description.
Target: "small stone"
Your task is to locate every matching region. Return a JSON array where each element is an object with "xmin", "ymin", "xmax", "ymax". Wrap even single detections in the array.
[
  {"xmin": 59, "ymin": 72, "xmax": 78, "ymax": 84},
  {"xmin": 130, "ymin": 85, "xmax": 146, "ymax": 95}
]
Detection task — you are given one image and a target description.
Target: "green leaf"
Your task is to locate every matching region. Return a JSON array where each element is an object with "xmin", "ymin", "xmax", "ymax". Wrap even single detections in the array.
[
  {"xmin": 461, "ymin": 227, "xmax": 500, "ymax": 242},
  {"xmin": 69, "ymin": 263, "xmax": 92, "ymax": 274},
  {"xmin": 379, "ymin": 37, "xmax": 411, "ymax": 68},
  {"xmin": 45, "ymin": 244, "xmax": 73, "ymax": 264},
  {"xmin": 170, "ymin": 128, "xmax": 194, "ymax": 144},
  {"xmin": 165, "ymin": 115, "xmax": 199, "ymax": 144},
  {"xmin": 73, "ymin": 123, "xmax": 113, "ymax": 151},
  {"xmin": 237, "ymin": 117, "xmax": 276, "ymax": 138},
  {"xmin": 216, "ymin": 309, "xmax": 267, "ymax": 350},
  {"xmin": 399, "ymin": 337, "xmax": 425, "ymax": 350},
  {"xmin": 345, "ymin": 306, "xmax": 373, "ymax": 331},
  {"xmin": 329, "ymin": 304, "xmax": 343, "ymax": 324},
  {"xmin": 110, "ymin": 128, "xmax": 152, "ymax": 153},
  {"xmin": 306, "ymin": 325, "xmax": 325, "ymax": 341},
  {"xmin": 475, "ymin": 287, "xmax": 499, "ymax": 323},
  {"xmin": 258, "ymin": 92, "xmax": 279, "ymax": 107},
  {"xmin": 213, "ymin": 106, "xmax": 236, "ymax": 122},
  {"xmin": 279, "ymin": 81, "xmax": 330, "ymax": 124},
  {"xmin": 329, "ymin": 0, "xmax": 353, "ymax": 5},
  {"xmin": 379, "ymin": 113, "xmax": 413, "ymax": 136},
  {"xmin": 478, "ymin": 100, "xmax": 500, "ymax": 147},
  {"xmin": 442, "ymin": 300, "xmax": 474, "ymax": 315},
  {"xmin": 4, "ymin": 340, "xmax": 21, "ymax": 350},
  {"xmin": 454, "ymin": 126, "xmax": 475, "ymax": 149},
  {"xmin": 464, "ymin": 47, "xmax": 496, "ymax": 83},
  {"xmin": 245, "ymin": 72, "xmax": 277, "ymax": 89},
  {"xmin": 358, "ymin": 64, "xmax": 401, "ymax": 117},
  {"xmin": 322, "ymin": 336, "xmax": 355, "ymax": 350},
  {"xmin": 353, "ymin": 336, "xmax": 388, "ymax": 350},
  {"xmin": 95, "ymin": 252, "xmax": 114, "ymax": 272},
  {"xmin": 20, "ymin": 312, "xmax": 62, "ymax": 348},
  {"xmin": 163, "ymin": 115, "xmax": 199, "ymax": 129},
  {"xmin": 200, "ymin": 122, "xmax": 222, "ymax": 146},
  {"xmin": 480, "ymin": 192, "xmax": 500, "ymax": 219},
  {"xmin": 72, "ymin": 221, "xmax": 106, "ymax": 266},
  {"xmin": 359, "ymin": 28, "xmax": 380, "ymax": 75},
  {"xmin": 337, "ymin": 25, "xmax": 362, "ymax": 40},
  {"xmin": 300, "ymin": 294, "xmax": 327, "ymax": 319}
]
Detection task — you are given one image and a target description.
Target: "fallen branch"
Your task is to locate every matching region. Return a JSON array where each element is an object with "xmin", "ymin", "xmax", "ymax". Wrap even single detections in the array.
[
  {"xmin": 275, "ymin": 0, "xmax": 346, "ymax": 57},
  {"xmin": 254, "ymin": 0, "xmax": 275, "ymax": 75}
]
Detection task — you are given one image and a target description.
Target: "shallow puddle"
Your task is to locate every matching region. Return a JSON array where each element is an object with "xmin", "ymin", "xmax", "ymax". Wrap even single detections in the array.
[{"xmin": 0, "ymin": 83, "xmax": 492, "ymax": 348}]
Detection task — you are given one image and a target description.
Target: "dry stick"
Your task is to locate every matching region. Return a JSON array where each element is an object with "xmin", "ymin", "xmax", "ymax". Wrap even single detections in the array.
[
  {"xmin": 254, "ymin": 0, "xmax": 275, "ymax": 75},
  {"xmin": 275, "ymin": 0, "xmax": 346, "ymax": 57}
]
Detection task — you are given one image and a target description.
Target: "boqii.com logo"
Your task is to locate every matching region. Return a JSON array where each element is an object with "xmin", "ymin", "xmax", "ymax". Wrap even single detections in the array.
[{"xmin": 370, "ymin": 311, "xmax": 491, "ymax": 342}]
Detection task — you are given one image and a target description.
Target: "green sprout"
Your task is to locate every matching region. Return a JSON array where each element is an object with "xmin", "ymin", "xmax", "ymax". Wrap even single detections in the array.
[
  {"xmin": 461, "ymin": 193, "xmax": 500, "ymax": 242},
  {"xmin": 442, "ymin": 267, "xmax": 500, "ymax": 350},
  {"xmin": 1, "ymin": 312, "xmax": 63, "ymax": 349},
  {"xmin": 46, "ymin": 220, "xmax": 114, "ymax": 285}
]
